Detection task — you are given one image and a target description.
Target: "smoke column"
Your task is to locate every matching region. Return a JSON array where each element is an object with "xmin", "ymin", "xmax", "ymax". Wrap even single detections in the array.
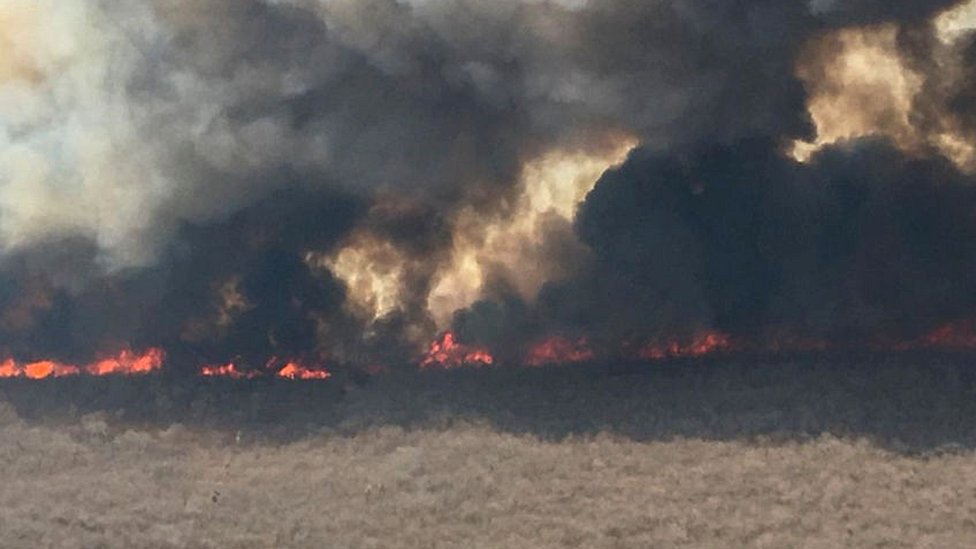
[{"xmin": 1, "ymin": 0, "xmax": 975, "ymax": 371}]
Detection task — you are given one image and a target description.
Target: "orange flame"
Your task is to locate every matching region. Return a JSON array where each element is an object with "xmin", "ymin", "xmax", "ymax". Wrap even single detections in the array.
[
  {"xmin": 420, "ymin": 331, "xmax": 494, "ymax": 369},
  {"xmin": 86, "ymin": 348, "xmax": 165, "ymax": 376},
  {"xmin": 900, "ymin": 321, "xmax": 976, "ymax": 350},
  {"xmin": 638, "ymin": 331, "xmax": 733, "ymax": 361},
  {"xmin": 525, "ymin": 336, "xmax": 594, "ymax": 366},
  {"xmin": 0, "ymin": 348, "xmax": 165, "ymax": 379},
  {"xmin": 199, "ymin": 357, "xmax": 331, "ymax": 380},
  {"xmin": 24, "ymin": 361, "xmax": 80, "ymax": 379},
  {"xmin": 277, "ymin": 362, "xmax": 332, "ymax": 380}
]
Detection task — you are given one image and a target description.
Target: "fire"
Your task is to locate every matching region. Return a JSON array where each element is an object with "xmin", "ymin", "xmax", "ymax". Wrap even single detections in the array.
[
  {"xmin": 0, "ymin": 359, "xmax": 15, "ymax": 378},
  {"xmin": 24, "ymin": 361, "xmax": 80, "ymax": 379},
  {"xmin": 87, "ymin": 348, "xmax": 165, "ymax": 376},
  {"xmin": 13, "ymin": 324, "xmax": 976, "ymax": 384},
  {"xmin": 199, "ymin": 357, "xmax": 332, "ymax": 380},
  {"xmin": 901, "ymin": 321, "xmax": 976, "ymax": 350},
  {"xmin": 200, "ymin": 363, "xmax": 258, "ymax": 380},
  {"xmin": 638, "ymin": 331, "xmax": 733, "ymax": 361},
  {"xmin": 525, "ymin": 336, "xmax": 594, "ymax": 366},
  {"xmin": 0, "ymin": 348, "xmax": 165, "ymax": 379},
  {"xmin": 277, "ymin": 362, "xmax": 332, "ymax": 380},
  {"xmin": 420, "ymin": 331, "xmax": 494, "ymax": 369}
]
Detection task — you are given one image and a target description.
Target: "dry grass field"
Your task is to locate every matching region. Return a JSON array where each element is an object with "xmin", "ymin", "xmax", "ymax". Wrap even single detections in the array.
[{"xmin": 2, "ymin": 352, "xmax": 976, "ymax": 548}]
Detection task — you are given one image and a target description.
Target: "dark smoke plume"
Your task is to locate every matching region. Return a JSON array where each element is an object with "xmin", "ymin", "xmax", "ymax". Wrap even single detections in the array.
[
  {"xmin": 453, "ymin": 137, "xmax": 976, "ymax": 356},
  {"xmin": 0, "ymin": 0, "xmax": 973, "ymax": 367},
  {"xmin": 574, "ymin": 137, "xmax": 976, "ymax": 341}
]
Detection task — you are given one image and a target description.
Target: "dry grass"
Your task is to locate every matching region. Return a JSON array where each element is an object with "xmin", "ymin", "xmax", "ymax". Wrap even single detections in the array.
[{"xmin": 2, "ymin": 352, "xmax": 976, "ymax": 548}]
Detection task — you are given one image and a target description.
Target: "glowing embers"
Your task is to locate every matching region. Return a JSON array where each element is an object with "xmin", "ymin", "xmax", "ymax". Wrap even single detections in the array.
[
  {"xmin": 0, "ymin": 348, "xmax": 165, "ymax": 379},
  {"xmin": 199, "ymin": 363, "xmax": 258, "ymax": 380},
  {"xmin": 87, "ymin": 348, "xmax": 166, "ymax": 376},
  {"xmin": 277, "ymin": 361, "xmax": 332, "ymax": 380},
  {"xmin": 637, "ymin": 331, "xmax": 733, "ymax": 361},
  {"xmin": 525, "ymin": 336, "xmax": 594, "ymax": 366},
  {"xmin": 901, "ymin": 321, "xmax": 976, "ymax": 351},
  {"xmin": 200, "ymin": 357, "xmax": 332, "ymax": 380},
  {"xmin": 420, "ymin": 331, "xmax": 494, "ymax": 369}
]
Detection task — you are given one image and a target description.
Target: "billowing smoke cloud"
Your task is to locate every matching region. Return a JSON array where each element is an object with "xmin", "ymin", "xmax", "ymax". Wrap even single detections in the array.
[
  {"xmin": 453, "ymin": 137, "xmax": 976, "ymax": 356},
  {"xmin": 576, "ymin": 137, "xmax": 976, "ymax": 340},
  {"xmin": 0, "ymin": 0, "xmax": 972, "ymax": 367}
]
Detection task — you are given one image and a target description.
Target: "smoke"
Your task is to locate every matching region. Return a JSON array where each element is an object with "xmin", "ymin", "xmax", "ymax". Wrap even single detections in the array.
[
  {"xmin": 0, "ymin": 0, "xmax": 974, "ymax": 366},
  {"xmin": 450, "ymin": 135, "xmax": 976, "ymax": 358},
  {"xmin": 576, "ymin": 137, "xmax": 976, "ymax": 341}
]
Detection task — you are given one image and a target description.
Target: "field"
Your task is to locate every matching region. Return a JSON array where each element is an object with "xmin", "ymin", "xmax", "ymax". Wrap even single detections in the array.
[{"xmin": 2, "ymin": 352, "xmax": 976, "ymax": 547}]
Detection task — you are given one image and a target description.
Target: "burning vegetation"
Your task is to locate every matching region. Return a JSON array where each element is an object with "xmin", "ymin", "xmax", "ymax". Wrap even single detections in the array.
[
  {"xmin": 0, "ymin": 349, "xmax": 164, "ymax": 380},
  {"xmin": 420, "ymin": 331, "xmax": 494, "ymax": 370},
  {"xmin": 637, "ymin": 333, "xmax": 734, "ymax": 362},
  {"xmin": 2, "ymin": 1, "xmax": 976, "ymax": 378},
  {"xmin": 200, "ymin": 357, "xmax": 332, "ymax": 380},
  {"xmin": 525, "ymin": 337, "xmax": 595, "ymax": 367}
]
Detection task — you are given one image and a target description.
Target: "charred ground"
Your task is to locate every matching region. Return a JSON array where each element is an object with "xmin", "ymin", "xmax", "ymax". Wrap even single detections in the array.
[
  {"xmin": 3, "ymin": 352, "xmax": 976, "ymax": 548},
  {"xmin": 3, "ymin": 350, "xmax": 976, "ymax": 454}
]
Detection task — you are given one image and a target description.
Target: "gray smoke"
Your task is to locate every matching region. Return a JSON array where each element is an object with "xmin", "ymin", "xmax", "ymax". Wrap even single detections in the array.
[{"xmin": 0, "ymin": 0, "xmax": 970, "ymax": 365}]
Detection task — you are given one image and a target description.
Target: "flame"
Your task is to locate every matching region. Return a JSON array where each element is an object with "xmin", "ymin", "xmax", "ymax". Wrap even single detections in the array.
[
  {"xmin": 638, "ymin": 332, "xmax": 733, "ymax": 361},
  {"xmin": 199, "ymin": 357, "xmax": 331, "ymax": 380},
  {"xmin": 420, "ymin": 331, "xmax": 494, "ymax": 369},
  {"xmin": 899, "ymin": 321, "xmax": 976, "ymax": 350},
  {"xmin": 23, "ymin": 361, "xmax": 80, "ymax": 379},
  {"xmin": 277, "ymin": 361, "xmax": 332, "ymax": 380},
  {"xmin": 525, "ymin": 336, "xmax": 594, "ymax": 366},
  {"xmin": 11, "ymin": 323, "xmax": 976, "ymax": 384},
  {"xmin": 0, "ymin": 348, "xmax": 165, "ymax": 379},
  {"xmin": 200, "ymin": 362, "xmax": 258, "ymax": 380},
  {"xmin": 86, "ymin": 348, "xmax": 165, "ymax": 375}
]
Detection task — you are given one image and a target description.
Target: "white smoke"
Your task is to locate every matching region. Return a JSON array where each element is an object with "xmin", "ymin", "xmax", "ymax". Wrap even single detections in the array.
[
  {"xmin": 0, "ymin": 0, "xmax": 964, "ymax": 275},
  {"xmin": 0, "ymin": 1, "xmax": 169, "ymax": 268}
]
